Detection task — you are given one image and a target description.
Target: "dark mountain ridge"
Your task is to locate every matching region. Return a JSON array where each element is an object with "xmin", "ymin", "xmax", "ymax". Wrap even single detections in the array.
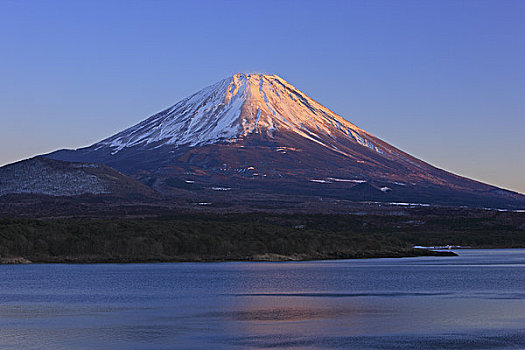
[{"xmin": 0, "ymin": 157, "xmax": 156, "ymax": 198}]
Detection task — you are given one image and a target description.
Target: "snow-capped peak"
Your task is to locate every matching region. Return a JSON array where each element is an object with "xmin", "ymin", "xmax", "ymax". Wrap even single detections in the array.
[{"xmin": 95, "ymin": 73, "xmax": 386, "ymax": 156}]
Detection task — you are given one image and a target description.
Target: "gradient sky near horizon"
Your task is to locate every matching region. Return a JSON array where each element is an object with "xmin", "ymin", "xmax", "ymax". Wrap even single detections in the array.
[{"xmin": 1, "ymin": 0, "xmax": 524, "ymax": 193}]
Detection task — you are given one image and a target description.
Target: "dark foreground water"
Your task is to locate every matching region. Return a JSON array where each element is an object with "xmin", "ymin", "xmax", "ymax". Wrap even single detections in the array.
[{"xmin": 1, "ymin": 249, "xmax": 524, "ymax": 349}]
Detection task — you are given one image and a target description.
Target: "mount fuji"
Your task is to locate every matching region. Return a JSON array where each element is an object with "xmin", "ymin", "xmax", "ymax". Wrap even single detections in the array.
[{"xmin": 43, "ymin": 73, "xmax": 524, "ymax": 208}]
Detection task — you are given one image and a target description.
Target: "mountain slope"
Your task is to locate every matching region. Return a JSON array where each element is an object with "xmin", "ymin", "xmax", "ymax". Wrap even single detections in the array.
[
  {"xmin": 0, "ymin": 158, "xmax": 155, "ymax": 197},
  {"xmin": 45, "ymin": 73, "xmax": 525, "ymax": 208}
]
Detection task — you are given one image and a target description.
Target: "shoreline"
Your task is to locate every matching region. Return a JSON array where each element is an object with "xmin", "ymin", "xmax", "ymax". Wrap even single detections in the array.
[{"xmin": 0, "ymin": 249, "xmax": 456, "ymax": 265}]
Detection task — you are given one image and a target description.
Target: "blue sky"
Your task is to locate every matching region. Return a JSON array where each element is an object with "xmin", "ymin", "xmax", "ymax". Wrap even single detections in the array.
[{"xmin": 1, "ymin": 0, "xmax": 524, "ymax": 193}]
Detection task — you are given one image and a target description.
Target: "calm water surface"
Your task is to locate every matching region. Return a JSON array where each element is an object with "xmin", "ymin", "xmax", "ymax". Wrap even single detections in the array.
[{"xmin": 1, "ymin": 249, "xmax": 524, "ymax": 349}]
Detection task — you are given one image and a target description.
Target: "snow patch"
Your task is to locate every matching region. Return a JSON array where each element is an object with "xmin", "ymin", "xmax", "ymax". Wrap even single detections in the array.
[
  {"xmin": 211, "ymin": 187, "xmax": 231, "ymax": 191},
  {"xmin": 327, "ymin": 178, "xmax": 367, "ymax": 183},
  {"xmin": 310, "ymin": 179, "xmax": 332, "ymax": 183},
  {"xmin": 388, "ymin": 202, "xmax": 430, "ymax": 207}
]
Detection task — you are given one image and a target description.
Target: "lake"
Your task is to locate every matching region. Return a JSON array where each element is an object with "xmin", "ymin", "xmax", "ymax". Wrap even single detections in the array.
[{"xmin": 1, "ymin": 249, "xmax": 524, "ymax": 349}]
